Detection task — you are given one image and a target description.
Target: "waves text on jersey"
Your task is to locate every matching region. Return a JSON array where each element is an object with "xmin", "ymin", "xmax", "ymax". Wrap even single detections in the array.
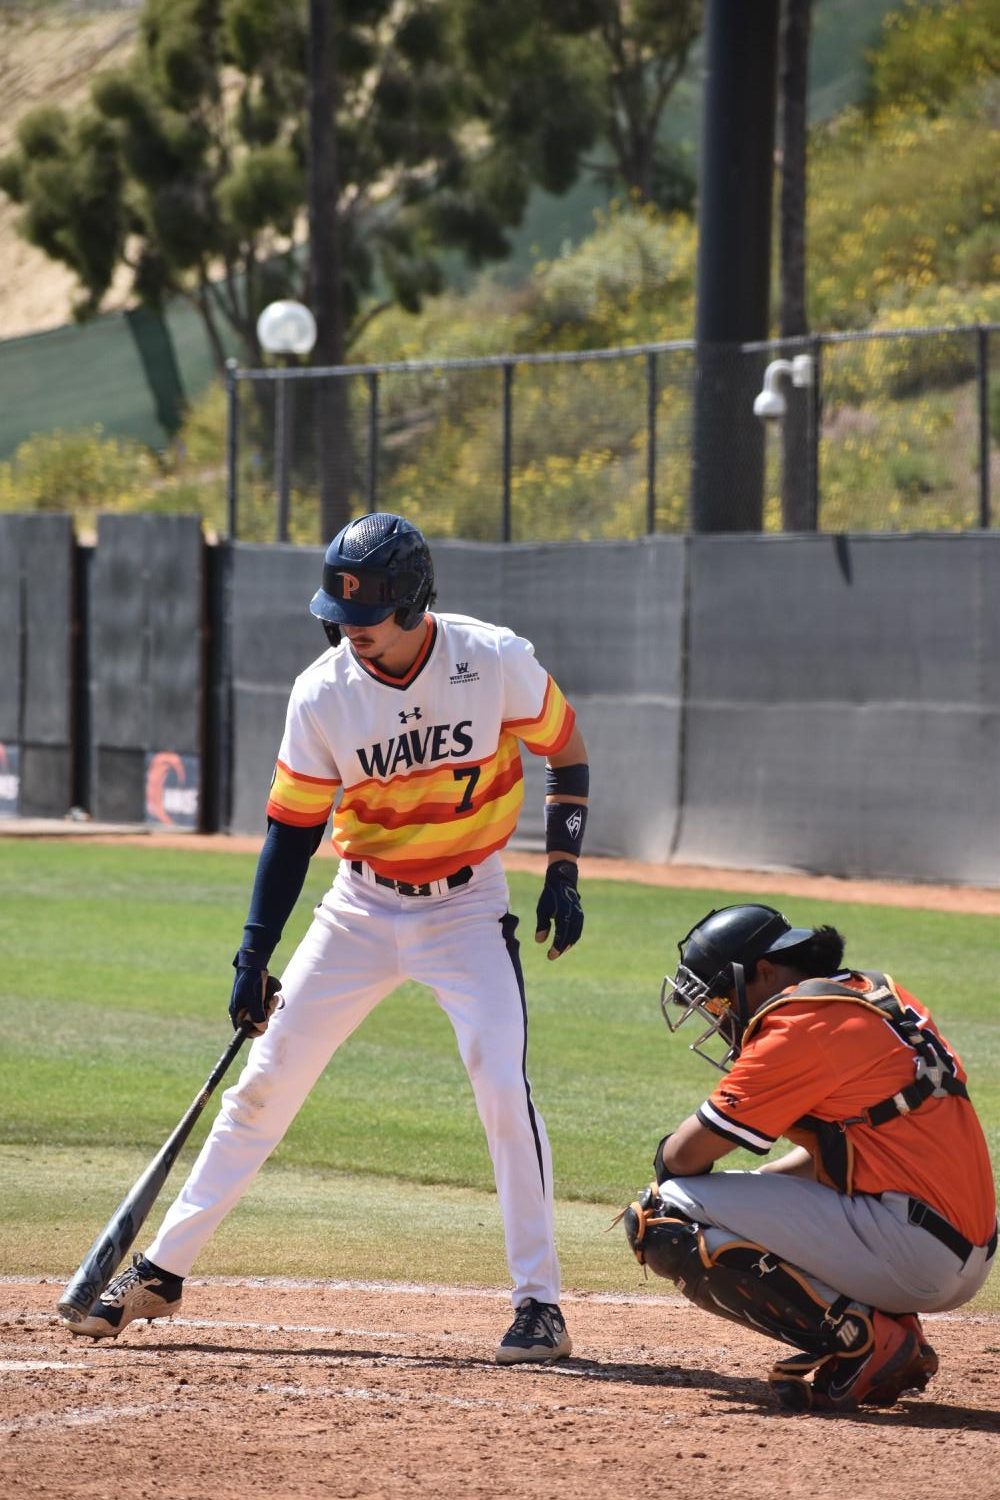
[{"xmin": 356, "ymin": 719, "xmax": 474, "ymax": 777}]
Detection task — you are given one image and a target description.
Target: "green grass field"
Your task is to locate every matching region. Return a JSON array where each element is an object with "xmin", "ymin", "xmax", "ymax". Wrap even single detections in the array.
[{"xmin": 1, "ymin": 841, "xmax": 997, "ymax": 1307}]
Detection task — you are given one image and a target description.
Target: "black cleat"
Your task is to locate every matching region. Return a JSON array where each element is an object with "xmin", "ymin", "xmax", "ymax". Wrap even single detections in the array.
[
  {"xmin": 63, "ymin": 1254, "xmax": 184, "ymax": 1340},
  {"xmin": 496, "ymin": 1298, "xmax": 572, "ymax": 1364}
]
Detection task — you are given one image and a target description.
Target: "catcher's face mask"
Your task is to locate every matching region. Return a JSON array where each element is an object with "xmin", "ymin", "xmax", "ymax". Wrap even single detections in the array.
[{"xmin": 660, "ymin": 962, "xmax": 748, "ymax": 1072}]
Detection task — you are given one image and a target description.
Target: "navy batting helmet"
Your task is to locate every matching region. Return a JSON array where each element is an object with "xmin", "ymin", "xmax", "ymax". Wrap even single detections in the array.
[
  {"xmin": 661, "ymin": 904, "xmax": 814, "ymax": 1070},
  {"xmin": 310, "ymin": 513, "xmax": 435, "ymax": 639}
]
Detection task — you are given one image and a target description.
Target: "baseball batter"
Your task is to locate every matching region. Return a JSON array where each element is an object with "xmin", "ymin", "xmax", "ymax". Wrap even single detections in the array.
[
  {"xmin": 67, "ymin": 513, "xmax": 588, "ymax": 1362},
  {"xmin": 624, "ymin": 904, "xmax": 997, "ymax": 1412}
]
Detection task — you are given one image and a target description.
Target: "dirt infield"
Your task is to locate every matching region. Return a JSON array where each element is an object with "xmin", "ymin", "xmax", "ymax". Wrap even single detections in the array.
[{"xmin": 1, "ymin": 1278, "xmax": 998, "ymax": 1499}]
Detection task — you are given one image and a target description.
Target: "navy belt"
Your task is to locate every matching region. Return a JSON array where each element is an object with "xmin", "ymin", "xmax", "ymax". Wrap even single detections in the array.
[
  {"xmin": 349, "ymin": 861, "xmax": 473, "ymax": 897},
  {"xmin": 907, "ymin": 1198, "xmax": 998, "ymax": 1265}
]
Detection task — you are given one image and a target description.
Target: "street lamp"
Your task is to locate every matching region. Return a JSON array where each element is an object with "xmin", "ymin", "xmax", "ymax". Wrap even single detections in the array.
[{"xmin": 256, "ymin": 300, "xmax": 317, "ymax": 541}]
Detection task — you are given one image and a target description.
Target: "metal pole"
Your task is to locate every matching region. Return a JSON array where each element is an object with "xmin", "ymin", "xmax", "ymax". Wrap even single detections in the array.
[
  {"xmin": 809, "ymin": 336, "xmax": 822, "ymax": 530},
  {"xmin": 977, "ymin": 325, "xmax": 991, "ymax": 529},
  {"xmin": 646, "ymin": 351, "xmax": 658, "ymax": 534},
  {"xmin": 501, "ymin": 362, "xmax": 514, "ymax": 543},
  {"xmin": 690, "ymin": 0, "xmax": 780, "ymax": 531},
  {"xmin": 367, "ymin": 371, "xmax": 379, "ymax": 509},
  {"xmin": 275, "ymin": 372, "xmax": 290, "ymax": 543},
  {"xmin": 224, "ymin": 358, "xmax": 239, "ymax": 540}
]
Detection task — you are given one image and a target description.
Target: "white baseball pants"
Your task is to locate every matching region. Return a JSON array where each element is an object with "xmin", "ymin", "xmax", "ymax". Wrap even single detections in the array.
[{"xmin": 146, "ymin": 854, "xmax": 561, "ymax": 1307}]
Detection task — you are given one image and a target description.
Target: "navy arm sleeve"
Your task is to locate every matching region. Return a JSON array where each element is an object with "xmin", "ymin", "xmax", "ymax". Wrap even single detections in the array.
[{"xmin": 239, "ymin": 817, "xmax": 327, "ymax": 964}]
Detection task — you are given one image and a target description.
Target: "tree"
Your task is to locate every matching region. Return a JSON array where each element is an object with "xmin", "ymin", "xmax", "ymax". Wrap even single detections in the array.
[
  {"xmin": 581, "ymin": 0, "xmax": 702, "ymax": 209},
  {"xmin": 464, "ymin": 0, "xmax": 703, "ymax": 211},
  {"xmin": 0, "ymin": 0, "xmax": 607, "ymax": 534},
  {"xmin": 307, "ymin": 0, "xmax": 349, "ymax": 533},
  {"xmin": 0, "ymin": 3, "xmax": 601, "ymax": 356},
  {"xmin": 0, "ymin": 1, "xmax": 707, "ymax": 534}
]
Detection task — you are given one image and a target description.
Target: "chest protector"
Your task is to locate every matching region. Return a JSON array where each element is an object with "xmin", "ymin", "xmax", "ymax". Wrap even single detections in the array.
[{"xmin": 742, "ymin": 970, "xmax": 969, "ymax": 1193}]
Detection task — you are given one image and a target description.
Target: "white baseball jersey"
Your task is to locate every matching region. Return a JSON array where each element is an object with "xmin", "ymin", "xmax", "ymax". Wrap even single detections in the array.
[
  {"xmin": 265, "ymin": 613, "xmax": 576, "ymax": 881},
  {"xmin": 146, "ymin": 611, "xmax": 577, "ymax": 1312}
]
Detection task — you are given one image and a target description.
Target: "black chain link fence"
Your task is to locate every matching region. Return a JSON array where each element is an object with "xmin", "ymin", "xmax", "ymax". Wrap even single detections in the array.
[{"xmin": 226, "ymin": 323, "xmax": 998, "ymax": 542}]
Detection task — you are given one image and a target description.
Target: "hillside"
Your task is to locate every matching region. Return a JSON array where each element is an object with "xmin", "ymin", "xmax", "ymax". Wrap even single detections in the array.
[
  {"xmin": 0, "ymin": 0, "xmax": 897, "ymax": 342},
  {"xmin": 0, "ymin": 4, "xmax": 142, "ymax": 339}
]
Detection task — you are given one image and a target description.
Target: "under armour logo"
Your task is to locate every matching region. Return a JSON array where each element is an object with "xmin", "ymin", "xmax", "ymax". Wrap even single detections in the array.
[
  {"xmin": 398, "ymin": 706, "xmax": 423, "ymax": 724},
  {"xmin": 338, "ymin": 572, "xmax": 361, "ymax": 598}
]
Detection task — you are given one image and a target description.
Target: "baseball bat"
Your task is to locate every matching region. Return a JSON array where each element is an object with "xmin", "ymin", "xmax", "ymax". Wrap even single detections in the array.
[{"xmin": 57, "ymin": 1026, "xmax": 250, "ymax": 1324}]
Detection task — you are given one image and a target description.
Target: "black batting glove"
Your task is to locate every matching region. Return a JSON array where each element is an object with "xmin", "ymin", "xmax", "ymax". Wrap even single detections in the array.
[
  {"xmin": 229, "ymin": 949, "xmax": 282, "ymax": 1035},
  {"xmin": 534, "ymin": 859, "xmax": 583, "ymax": 960}
]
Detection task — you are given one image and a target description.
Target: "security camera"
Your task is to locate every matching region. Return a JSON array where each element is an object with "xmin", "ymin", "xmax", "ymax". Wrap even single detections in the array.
[
  {"xmin": 753, "ymin": 385, "xmax": 788, "ymax": 420},
  {"xmin": 752, "ymin": 353, "xmax": 814, "ymax": 421}
]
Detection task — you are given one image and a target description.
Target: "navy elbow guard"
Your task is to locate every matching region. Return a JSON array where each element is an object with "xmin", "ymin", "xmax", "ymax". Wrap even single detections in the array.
[{"xmin": 544, "ymin": 763, "xmax": 590, "ymax": 799}]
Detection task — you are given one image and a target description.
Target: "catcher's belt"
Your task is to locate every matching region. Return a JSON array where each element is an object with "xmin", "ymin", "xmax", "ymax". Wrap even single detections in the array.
[{"xmin": 906, "ymin": 1197, "xmax": 997, "ymax": 1265}]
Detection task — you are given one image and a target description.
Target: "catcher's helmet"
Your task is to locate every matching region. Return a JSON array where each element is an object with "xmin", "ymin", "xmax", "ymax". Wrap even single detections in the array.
[
  {"xmin": 661, "ymin": 904, "xmax": 813, "ymax": 1070},
  {"xmin": 310, "ymin": 513, "xmax": 435, "ymax": 638}
]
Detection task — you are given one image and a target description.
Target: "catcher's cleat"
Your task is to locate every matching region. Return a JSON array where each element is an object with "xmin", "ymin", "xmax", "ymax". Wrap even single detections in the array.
[
  {"xmin": 768, "ymin": 1350, "xmax": 827, "ymax": 1413},
  {"xmin": 895, "ymin": 1312, "xmax": 939, "ymax": 1387},
  {"xmin": 64, "ymin": 1253, "xmax": 184, "ymax": 1339},
  {"xmin": 496, "ymin": 1299, "xmax": 572, "ymax": 1364},
  {"xmin": 770, "ymin": 1310, "xmax": 922, "ymax": 1413}
]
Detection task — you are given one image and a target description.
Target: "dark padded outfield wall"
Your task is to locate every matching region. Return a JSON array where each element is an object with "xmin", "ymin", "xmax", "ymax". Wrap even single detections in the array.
[
  {"xmin": 89, "ymin": 515, "xmax": 205, "ymax": 824},
  {"xmin": 227, "ymin": 539, "xmax": 687, "ymax": 864},
  {"xmin": 228, "ymin": 544, "xmax": 327, "ymax": 836},
  {"xmin": 0, "ymin": 515, "xmax": 20, "ymax": 748},
  {"xmin": 0, "ymin": 513, "xmax": 76, "ymax": 817},
  {"xmin": 433, "ymin": 539, "xmax": 686, "ymax": 860},
  {"xmin": 673, "ymin": 534, "xmax": 1000, "ymax": 885},
  {"xmin": 10, "ymin": 516, "xmax": 1000, "ymax": 884}
]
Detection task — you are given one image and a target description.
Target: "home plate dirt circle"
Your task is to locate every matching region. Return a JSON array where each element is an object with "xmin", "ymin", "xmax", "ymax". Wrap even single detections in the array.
[{"xmin": 1, "ymin": 1278, "xmax": 997, "ymax": 1499}]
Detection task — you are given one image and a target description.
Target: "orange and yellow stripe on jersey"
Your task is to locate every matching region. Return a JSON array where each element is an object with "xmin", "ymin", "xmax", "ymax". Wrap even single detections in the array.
[
  {"xmin": 266, "ymin": 761, "xmax": 340, "ymax": 827},
  {"xmin": 502, "ymin": 675, "xmax": 573, "ymax": 755}
]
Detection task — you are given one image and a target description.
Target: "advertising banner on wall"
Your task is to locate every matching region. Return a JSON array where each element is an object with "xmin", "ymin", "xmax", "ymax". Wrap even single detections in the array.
[
  {"xmin": 0, "ymin": 743, "xmax": 19, "ymax": 818},
  {"xmin": 144, "ymin": 751, "xmax": 200, "ymax": 830}
]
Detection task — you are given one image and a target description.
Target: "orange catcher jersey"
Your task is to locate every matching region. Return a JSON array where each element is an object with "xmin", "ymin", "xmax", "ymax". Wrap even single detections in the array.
[{"xmin": 265, "ymin": 613, "xmax": 576, "ymax": 883}]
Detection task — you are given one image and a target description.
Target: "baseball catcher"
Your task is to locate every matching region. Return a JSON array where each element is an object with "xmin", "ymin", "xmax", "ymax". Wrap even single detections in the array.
[{"xmin": 623, "ymin": 904, "xmax": 997, "ymax": 1412}]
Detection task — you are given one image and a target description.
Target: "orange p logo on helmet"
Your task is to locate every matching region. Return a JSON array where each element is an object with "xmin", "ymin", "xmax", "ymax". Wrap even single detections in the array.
[{"xmin": 338, "ymin": 572, "xmax": 361, "ymax": 598}]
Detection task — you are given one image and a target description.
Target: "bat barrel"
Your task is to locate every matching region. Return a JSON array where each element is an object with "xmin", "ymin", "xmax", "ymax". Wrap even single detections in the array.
[
  {"xmin": 56, "ymin": 1028, "xmax": 249, "ymax": 1322},
  {"xmin": 56, "ymin": 1155, "xmax": 172, "ymax": 1322}
]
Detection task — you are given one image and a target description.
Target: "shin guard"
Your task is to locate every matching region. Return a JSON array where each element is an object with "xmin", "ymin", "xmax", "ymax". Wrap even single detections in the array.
[{"xmin": 623, "ymin": 1184, "xmax": 872, "ymax": 1369}]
